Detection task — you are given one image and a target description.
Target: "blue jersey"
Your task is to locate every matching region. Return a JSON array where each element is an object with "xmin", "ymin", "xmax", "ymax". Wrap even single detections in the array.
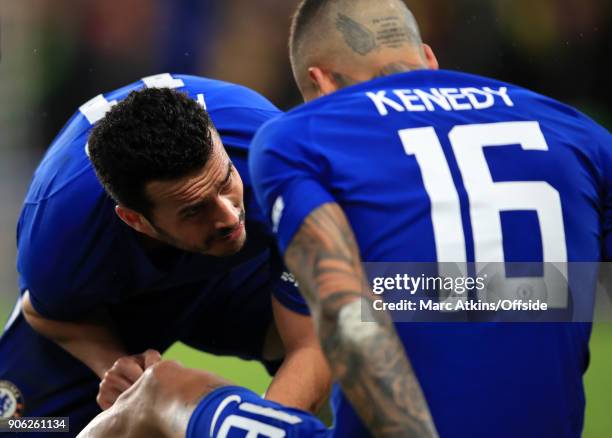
[
  {"xmin": 0, "ymin": 73, "xmax": 306, "ymax": 434},
  {"xmin": 250, "ymin": 70, "xmax": 612, "ymax": 437},
  {"xmin": 17, "ymin": 73, "xmax": 305, "ymax": 320}
]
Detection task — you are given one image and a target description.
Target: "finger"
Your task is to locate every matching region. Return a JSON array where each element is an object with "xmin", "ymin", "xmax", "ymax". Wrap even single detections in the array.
[
  {"xmin": 131, "ymin": 353, "xmax": 146, "ymax": 369},
  {"xmin": 100, "ymin": 382, "xmax": 129, "ymax": 407},
  {"xmin": 97, "ymin": 393, "xmax": 115, "ymax": 411},
  {"xmin": 103, "ymin": 372, "xmax": 133, "ymax": 393},
  {"xmin": 114, "ymin": 357, "xmax": 145, "ymax": 383},
  {"xmin": 97, "ymin": 383, "xmax": 121, "ymax": 411},
  {"xmin": 143, "ymin": 349, "xmax": 162, "ymax": 368},
  {"xmin": 96, "ymin": 383, "xmax": 107, "ymax": 410},
  {"xmin": 99, "ymin": 376, "xmax": 128, "ymax": 401},
  {"xmin": 97, "ymin": 395, "xmax": 112, "ymax": 411}
]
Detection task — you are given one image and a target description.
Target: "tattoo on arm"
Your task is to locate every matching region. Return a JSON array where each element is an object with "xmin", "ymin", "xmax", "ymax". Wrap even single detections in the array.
[{"xmin": 285, "ymin": 203, "xmax": 438, "ymax": 438}]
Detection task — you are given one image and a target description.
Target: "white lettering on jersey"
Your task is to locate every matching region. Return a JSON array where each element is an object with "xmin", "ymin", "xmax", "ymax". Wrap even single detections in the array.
[
  {"xmin": 393, "ymin": 90, "xmax": 426, "ymax": 112},
  {"xmin": 413, "ymin": 88, "xmax": 452, "ymax": 111},
  {"xmin": 141, "ymin": 73, "xmax": 185, "ymax": 89},
  {"xmin": 280, "ymin": 271, "xmax": 299, "ymax": 287},
  {"xmin": 367, "ymin": 86, "xmax": 514, "ymax": 116},
  {"xmin": 462, "ymin": 87, "xmax": 495, "ymax": 109},
  {"xmin": 79, "ymin": 94, "xmax": 118, "ymax": 124},
  {"xmin": 365, "ymin": 90, "xmax": 406, "ymax": 116},
  {"xmin": 483, "ymin": 86, "xmax": 514, "ymax": 107}
]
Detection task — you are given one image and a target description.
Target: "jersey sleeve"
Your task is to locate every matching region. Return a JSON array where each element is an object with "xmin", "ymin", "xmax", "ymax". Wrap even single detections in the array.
[
  {"xmin": 240, "ymin": 173, "xmax": 310, "ymax": 315},
  {"xmin": 270, "ymin": 251, "xmax": 310, "ymax": 315},
  {"xmin": 249, "ymin": 116, "xmax": 336, "ymax": 254},
  {"xmin": 16, "ymin": 172, "xmax": 123, "ymax": 320},
  {"xmin": 598, "ymin": 124, "xmax": 612, "ymax": 261}
]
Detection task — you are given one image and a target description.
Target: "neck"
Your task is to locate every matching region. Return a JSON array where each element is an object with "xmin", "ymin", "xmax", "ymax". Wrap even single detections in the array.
[
  {"xmin": 331, "ymin": 60, "xmax": 426, "ymax": 89},
  {"xmin": 136, "ymin": 229, "xmax": 165, "ymax": 250},
  {"xmin": 373, "ymin": 60, "xmax": 425, "ymax": 78}
]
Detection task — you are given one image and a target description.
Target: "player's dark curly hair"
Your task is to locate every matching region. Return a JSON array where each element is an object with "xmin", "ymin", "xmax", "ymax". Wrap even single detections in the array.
[{"xmin": 88, "ymin": 88, "xmax": 213, "ymax": 216}]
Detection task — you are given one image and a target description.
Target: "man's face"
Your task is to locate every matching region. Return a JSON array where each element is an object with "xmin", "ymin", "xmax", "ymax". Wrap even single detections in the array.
[{"xmin": 143, "ymin": 134, "xmax": 246, "ymax": 257}]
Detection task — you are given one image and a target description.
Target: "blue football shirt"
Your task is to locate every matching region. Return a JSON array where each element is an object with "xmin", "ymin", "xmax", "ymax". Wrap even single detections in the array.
[
  {"xmin": 0, "ymin": 73, "xmax": 306, "ymax": 432},
  {"xmin": 250, "ymin": 69, "xmax": 611, "ymax": 438},
  {"xmin": 17, "ymin": 73, "xmax": 305, "ymax": 320}
]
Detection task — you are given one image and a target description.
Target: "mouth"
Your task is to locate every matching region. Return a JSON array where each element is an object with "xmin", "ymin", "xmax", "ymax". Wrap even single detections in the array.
[{"xmin": 222, "ymin": 221, "xmax": 244, "ymax": 242}]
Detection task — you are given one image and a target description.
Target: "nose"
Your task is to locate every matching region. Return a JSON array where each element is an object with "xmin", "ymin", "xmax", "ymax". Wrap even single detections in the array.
[{"xmin": 213, "ymin": 195, "xmax": 240, "ymax": 230}]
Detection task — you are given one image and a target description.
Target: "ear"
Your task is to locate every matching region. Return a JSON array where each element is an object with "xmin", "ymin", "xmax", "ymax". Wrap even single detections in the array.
[
  {"xmin": 115, "ymin": 205, "xmax": 154, "ymax": 235},
  {"xmin": 422, "ymin": 44, "xmax": 439, "ymax": 70},
  {"xmin": 307, "ymin": 67, "xmax": 340, "ymax": 98}
]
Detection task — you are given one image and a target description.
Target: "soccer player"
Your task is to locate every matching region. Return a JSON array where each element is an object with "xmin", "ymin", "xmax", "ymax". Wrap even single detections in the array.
[
  {"xmin": 0, "ymin": 74, "xmax": 330, "ymax": 435},
  {"xmin": 247, "ymin": 0, "xmax": 611, "ymax": 437},
  {"xmin": 70, "ymin": 0, "xmax": 611, "ymax": 436}
]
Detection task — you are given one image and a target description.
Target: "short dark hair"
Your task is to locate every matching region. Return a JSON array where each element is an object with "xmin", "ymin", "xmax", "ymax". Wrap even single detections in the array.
[
  {"xmin": 88, "ymin": 88, "xmax": 213, "ymax": 215},
  {"xmin": 290, "ymin": 0, "xmax": 421, "ymax": 85},
  {"xmin": 289, "ymin": 0, "xmax": 327, "ymax": 66}
]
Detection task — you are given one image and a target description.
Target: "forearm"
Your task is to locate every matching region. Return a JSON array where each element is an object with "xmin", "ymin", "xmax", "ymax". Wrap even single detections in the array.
[
  {"xmin": 22, "ymin": 292, "xmax": 127, "ymax": 378},
  {"xmin": 318, "ymin": 295, "xmax": 434, "ymax": 437},
  {"xmin": 265, "ymin": 346, "xmax": 331, "ymax": 413},
  {"xmin": 285, "ymin": 203, "xmax": 438, "ymax": 437},
  {"xmin": 79, "ymin": 361, "xmax": 230, "ymax": 438},
  {"xmin": 54, "ymin": 321, "xmax": 127, "ymax": 379}
]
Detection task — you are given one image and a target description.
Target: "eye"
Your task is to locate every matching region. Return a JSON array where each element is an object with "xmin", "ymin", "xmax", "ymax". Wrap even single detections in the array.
[
  {"xmin": 221, "ymin": 173, "xmax": 233, "ymax": 192},
  {"xmin": 182, "ymin": 205, "xmax": 202, "ymax": 218}
]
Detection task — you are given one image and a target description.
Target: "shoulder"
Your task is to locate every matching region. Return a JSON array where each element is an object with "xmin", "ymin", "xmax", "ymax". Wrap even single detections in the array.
[
  {"xmin": 177, "ymin": 75, "xmax": 279, "ymax": 113},
  {"xmin": 251, "ymin": 108, "xmax": 316, "ymax": 155},
  {"xmin": 176, "ymin": 75, "xmax": 283, "ymax": 155},
  {"xmin": 17, "ymin": 187, "xmax": 122, "ymax": 317}
]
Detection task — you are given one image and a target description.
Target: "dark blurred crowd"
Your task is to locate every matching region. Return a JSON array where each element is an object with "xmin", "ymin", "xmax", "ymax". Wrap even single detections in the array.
[
  {"xmin": 0, "ymin": 0, "xmax": 612, "ymax": 148},
  {"xmin": 1, "ymin": 0, "xmax": 609, "ymax": 152}
]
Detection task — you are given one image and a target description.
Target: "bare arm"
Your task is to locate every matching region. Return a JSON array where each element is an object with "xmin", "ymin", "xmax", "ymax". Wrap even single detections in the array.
[
  {"xmin": 22, "ymin": 290, "xmax": 160, "ymax": 410},
  {"xmin": 284, "ymin": 203, "xmax": 438, "ymax": 438},
  {"xmin": 78, "ymin": 361, "xmax": 231, "ymax": 438},
  {"xmin": 265, "ymin": 296, "xmax": 332, "ymax": 413},
  {"xmin": 22, "ymin": 290, "xmax": 127, "ymax": 379}
]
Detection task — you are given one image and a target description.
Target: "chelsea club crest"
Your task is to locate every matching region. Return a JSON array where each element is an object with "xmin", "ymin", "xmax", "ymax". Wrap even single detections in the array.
[{"xmin": 0, "ymin": 380, "xmax": 24, "ymax": 419}]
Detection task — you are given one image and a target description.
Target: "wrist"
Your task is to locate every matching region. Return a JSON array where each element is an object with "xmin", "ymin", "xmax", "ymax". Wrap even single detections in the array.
[{"xmin": 93, "ymin": 349, "xmax": 128, "ymax": 379}]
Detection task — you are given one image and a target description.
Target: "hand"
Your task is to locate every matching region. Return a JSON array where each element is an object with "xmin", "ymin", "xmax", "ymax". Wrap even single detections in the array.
[{"xmin": 96, "ymin": 349, "xmax": 161, "ymax": 410}]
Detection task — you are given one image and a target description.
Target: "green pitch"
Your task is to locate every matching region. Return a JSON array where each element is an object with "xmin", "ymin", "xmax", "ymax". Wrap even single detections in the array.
[
  {"xmin": 163, "ymin": 342, "xmax": 272, "ymax": 394},
  {"xmin": 582, "ymin": 323, "xmax": 612, "ymax": 437}
]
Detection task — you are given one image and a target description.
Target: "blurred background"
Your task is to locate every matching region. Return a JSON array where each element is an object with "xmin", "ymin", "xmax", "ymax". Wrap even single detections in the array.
[{"xmin": 0, "ymin": 0, "xmax": 610, "ymax": 435}]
